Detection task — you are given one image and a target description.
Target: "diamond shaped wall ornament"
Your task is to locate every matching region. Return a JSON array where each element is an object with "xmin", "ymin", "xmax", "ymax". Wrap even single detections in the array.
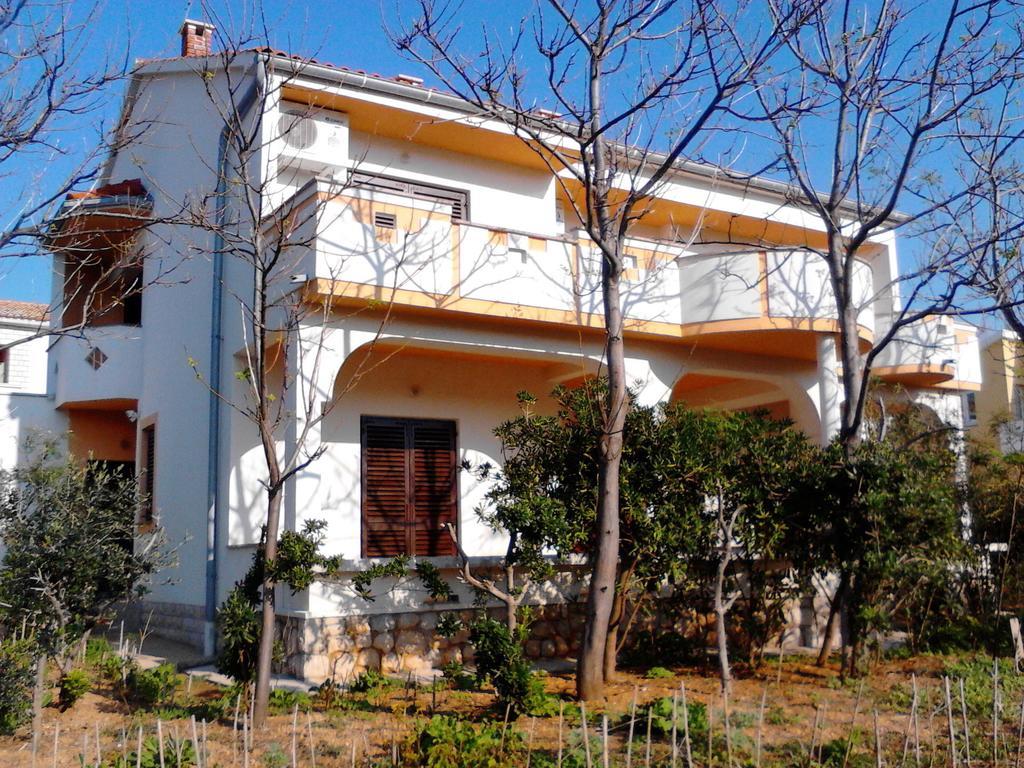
[{"xmin": 86, "ymin": 347, "xmax": 108, "ymax": 370}]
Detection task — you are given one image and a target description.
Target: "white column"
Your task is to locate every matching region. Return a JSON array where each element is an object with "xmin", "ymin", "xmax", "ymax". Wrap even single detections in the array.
[{"xmin": 816, "ymin": 334, "xmax": 841, "ymax": 444}]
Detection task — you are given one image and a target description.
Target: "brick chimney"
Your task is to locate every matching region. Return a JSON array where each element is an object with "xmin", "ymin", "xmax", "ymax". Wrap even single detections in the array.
[{"xmin": 179, "ymin": 19, "xmax": 215, "ymax": 57}]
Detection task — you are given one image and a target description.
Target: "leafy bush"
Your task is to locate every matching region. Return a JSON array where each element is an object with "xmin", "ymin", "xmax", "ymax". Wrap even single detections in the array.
[
  {"xmin": 108, "ymin": 734, "xmax": 196, "ymax": 768},
  {"xmin": 128, "ymin": 663, "xmax": 182, "ymax": 708},
  {"xmin": 57, "ymin": 668, "xmax": 91, "ymax": 710},
  {"xmin": 440, "ymin": 661, "xmax": 477, "ymax": 691},
  {"xmin": 267, "ymin": 688, "xmax": 312, "ymax": 714},
  {"xmin": 645, "ymin": 696, "xmax": 708, "ymax": 741},
  {"xmin": 408, "ymin": 715, "xmax": 523, "ymax": 768},
  {"xmin": 85, "ymin": 636, "xmax": 113, "ymax": 665},
  {"xmin": 349, "ymin": 668, "xmax": 395, "ymax": 694},
  {"xmin": 468, "ymin": 615, "xmax": 545, "ymax": 715},
  {"xmin": 645, "ymin": 666, "xmax": 674, "ymax": 679},
  {"xmin": 0, "ymin": 638, "xmax": 35, "ymax": 734}
]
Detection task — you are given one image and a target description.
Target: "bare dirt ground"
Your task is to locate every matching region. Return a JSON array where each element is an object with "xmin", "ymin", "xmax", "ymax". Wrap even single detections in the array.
[{"xmin": 0, "ymin": 653, "xmax": 1011, "ymax": 767}]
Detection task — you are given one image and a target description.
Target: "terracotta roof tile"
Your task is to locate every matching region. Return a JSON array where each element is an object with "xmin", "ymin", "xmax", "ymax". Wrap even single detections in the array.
[{"xmin": 0, "ymin": 300, "xmax": 49, "ymax": 322}]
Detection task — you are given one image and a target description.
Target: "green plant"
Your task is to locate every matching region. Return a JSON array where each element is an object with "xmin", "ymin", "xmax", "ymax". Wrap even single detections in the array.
[
  {"xmin": 349, "ymin": 668, "xmax": 395, "ymax": 694},
  {"xmin": 645, "ymin": 666, "xmax": 674, "ymax": 679},
  {"xmin": 0, "ymin": 637, "xmax": 35, "ymax": 734},
  {"xmin": 57, "ymin": 668, "xmax": 90, "ymax": 710},
  {"xmin": 108, "ymin": 735, "xmax": 196, "ymax": 768},
  {"xmin": 440, "ymin": 661, "xmax": 477, "ymax": 691},
  {"xmin": 645, "ymin": 696, "xmax": 708, "ymax": 741},
  {"xmin": 267, "ymin": 688, "xmax": 312, "ymax": 714},
  {"xmin": 407, "ymin": 715, "xmax": 524, "ymax": 768},
  {"xmin": 128, "ymin": 663, "xmax": 182, "ymax": 708},
  {"xmin": 261, "ymin": 742, "xmax": 288, "ymax": 768},
  {"xmin": 85, "ymin": 636, "xmax": 112, "ymax": 665},
  {"xmin": 468, "ymin": 614, "xmax": 545, "ymax": 715}
]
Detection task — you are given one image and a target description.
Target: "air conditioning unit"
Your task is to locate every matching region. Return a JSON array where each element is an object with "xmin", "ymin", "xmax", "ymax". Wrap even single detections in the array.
[{"xmin": 275, "ymin": 107, "xmax": 348, "ymax": 176}]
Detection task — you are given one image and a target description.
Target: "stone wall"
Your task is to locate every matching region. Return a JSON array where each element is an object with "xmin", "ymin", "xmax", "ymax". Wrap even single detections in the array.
[
  {"xmin": 280, "ymin": 603, "xmax": 588, "ymax": 684},
  {"xmin": 119, "ymin": 600, "xmax": 207, "ymax": 650}
]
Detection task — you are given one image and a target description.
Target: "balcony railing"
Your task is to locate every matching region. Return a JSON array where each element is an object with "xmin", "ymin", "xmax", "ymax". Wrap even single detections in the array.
[
  {"xmin": 52, "ymin": 325, "xmax": 143, "ymax": 408},
  {"xmin": 283, "ymin": 180, "xmax": 876, "ymax": 338}
]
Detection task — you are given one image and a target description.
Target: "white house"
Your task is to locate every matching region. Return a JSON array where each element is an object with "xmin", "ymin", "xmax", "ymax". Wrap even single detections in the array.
[
  {"xmin": 34, "ymin": 21, "xmax": 984, "ymax": 680},
  {"xmin": 0, "ymin": 300, "xmax": 64, "ymax": 470}
]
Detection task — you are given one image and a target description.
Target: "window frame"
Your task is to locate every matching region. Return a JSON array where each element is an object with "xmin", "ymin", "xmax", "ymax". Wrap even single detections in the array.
[
  {"xmin": 360, "ymin": 415, "xmax": 459, "ymax": 559},
  {"xmin": 138, "ymin": 419, "xmax": 157, "ymax": 526}
]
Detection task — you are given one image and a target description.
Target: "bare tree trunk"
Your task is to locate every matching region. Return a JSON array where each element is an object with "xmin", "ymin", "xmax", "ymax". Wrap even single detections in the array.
[
  {"xmin": 714, "ymin": 546, "xmax": 733, "ymax": 695},
  {"xmin": 816, "ymin": 569, "xmax": 849, "ymax": 666},
  {"xmin": 603, "ymin": 560, "xmax": 637, "ymax": 682},
  {"xmin": 252, "ymin": 480, "xmax": 282, "ymax": 728},
  {"xmin": 578, "ymin": 264, "xmax": 626, "ymax": 701}
]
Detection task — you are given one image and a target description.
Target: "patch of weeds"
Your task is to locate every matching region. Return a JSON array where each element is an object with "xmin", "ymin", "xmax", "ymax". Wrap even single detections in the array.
[
  {"xmin": 349, "ymin": 668, "xmax": 397, "ymax": 694},
  {"xmin": 943, "ymin": 655, "xmax": 1024, "ymax": 718},
  {"xmin": 262, "ymin": 742, "xmax": 289, "ymax": 768},
  {"xmin": 85, "ymin": 636, "xmax": 113, "ymax": 665},
  {"xmin": 441, "ymin": 661, "xmax": 478, "ymax": 692},
  {"xmin": 58, "ymin": 668, "xmax": 91, "ymax": 710},
  {"xmin": 644, "ymin": 696, "xmax": 708, "ymax": 741},
  {"xmin": 645, "ymin": 666, "xmax": 675, "ymax": 680},
  {"xmin": 764, "ymin": 704, "xmax": 798, "ymax": 726},
  {"xmin": 728, "ymin": 710, "xmax": 756, "ymax": 729},
  {"xmin": 128, "ymin": 663, "xmax": 182, "ymax": 708},
  {"xmin": 406, "ymin": 715, "xmax": 525, "ymax": 768},
  {"xmin": 107, "ymin": 734, "xmax": 196, "ymax": 768},
  {"xmin": 267, "ymin": 688, "xmax": 312, "ymax": 714}
]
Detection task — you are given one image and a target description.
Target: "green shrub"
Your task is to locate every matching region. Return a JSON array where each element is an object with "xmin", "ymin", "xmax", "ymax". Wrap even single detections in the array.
[
  {"xmin": 57, "ymin": 668, "xmax": 91, "ymax": 710},
  {"xmin": 267, "ymin": 688, "xmax": 312, "ymax": 714},
  {"xmin": 408, "ymin": 715, "xmax": 524, "ymax": 768},
  {"xmin": 645, "ymin": 696, "xmax": 708, "ymax": 741},
  {"xmin": 0, "ymin": 638, "xmax": 35, "ymax": 734},
  {"xmin": 128, "ymin": 663, "xmax": 182, "ymax": 708},
  {"xmin": 645, "ymin": 666, "xmax": 674, "ymax": 679},
  {"xmin": 469, "ymin": 614, "xmax": 545, "ymax": 715},
  {"xmin": 349, "ymin": 668, "xmax": 395, "ymax": 694},
  {"xmin": 440, "ymin": 661, "xmax": 477, "ymax": 691},
  {"xmin": 108, "ymin": 734, "xmax": 196, "ymax": 768},
  {"xmin": 99, "ymin": 653, "xmax": 137, "ymax": 684},
  {"xmin": 85, "ymin": 636, "xmax": 113, "ymax": 665}
]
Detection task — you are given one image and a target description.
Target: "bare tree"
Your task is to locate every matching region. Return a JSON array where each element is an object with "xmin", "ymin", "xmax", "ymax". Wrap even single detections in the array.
[
  {"xmin": 741, "ymin": 0, "xmax": 1024, "ymax": 669},
  {"xmin": 389, "ymin": 0, "xmax": 813, "ymax": 699},
  {"xmin": 170, "ymin": 9, "xmax": 430, "ymax": 726}
]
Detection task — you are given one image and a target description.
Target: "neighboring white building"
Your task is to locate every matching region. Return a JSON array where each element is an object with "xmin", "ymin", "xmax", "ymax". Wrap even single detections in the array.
[
  {"xmin": 29, "ymin": 21, "xmax": 984, "ymax": 679},
  {"xmin": 0, "ymin": 300, "xmax": 65, "ymax": 469}
]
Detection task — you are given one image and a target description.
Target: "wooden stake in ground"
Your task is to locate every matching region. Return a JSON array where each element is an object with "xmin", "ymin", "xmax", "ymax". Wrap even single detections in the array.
[
  {"xmin": 843, "ymin": 680, "xmax": 866, "ymax": 768},
  {"xmin": 306, "ymin": 710, "xmax": 316, "ymax": 768},
  {"xmin": 626, "ymin": 684, "xmax": 638, "ymax": 768},
  {"xmin": 708, "ymin": 701, "xmax": 714, "ymax": 768},
  {"xmin": 756, "ymin": 684, "xmax": 767, "ymax": 768},
  {"xmin": 602, "ymin": 714, "xmax": 610, "ymax": 768},
  {"xmin": 902, "ymin": 675, "xmax": 919, "ymax": 767},
  {"xmin": 527, "ymin": 717, "xmax": 537, "ymax": 768},
  {"xmin": 291, "ymin": 703, "xmax": 298, "ymax": 768},
  {"xmin": 191, "ymin": 716, "xmax": 200, "ymax": 768},
  {"xmin": 645, "ymin": 700, "xmax": 653, "ymax": 768},
  {"xmin": 581, "ymin": 701, "xmax": 593, "ymax": 768},
  {"xmin": 959, "ymin": 678, "xmax": 972, "ymax": 768},
  {"xmin": 558, "ymin": 701, "xmax": 565, "ymax": 768},
  {"xmin": 136, "ymin": 726, "xmax": 142, "ymax": 768},
  {"xmin": 994, "ymin": 660, "xmax": 1001, "ymax": 767},
  {"xmin": 681, "ymin": 682, "xmax": 693, "ymax": 768},
  {"xmin": 157, "ymin": 719, "xmax": 166, "ymax": 768},
  {"xmin": 874, "ymin": 709, "xmax": 883, "ymax": 768},
  {"xmin": 1014, "ymin": 688, "xmax": 1024, "ymax": 768},
  {"xmin": 945, "ymin": 677, "xmax": 959, "ymax": 768},
  {"xmin": 672, "ymin": 692, "xmax": 679, "ymax": 768},
  {"xmin": 810, "ymin": 706, "xmax": 823, "ymax": 765}
]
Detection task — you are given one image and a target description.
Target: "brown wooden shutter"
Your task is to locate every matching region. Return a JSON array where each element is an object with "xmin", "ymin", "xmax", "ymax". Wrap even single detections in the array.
[
  {"xmin": 361, "ymin": 417, "xmax": 458, "ymax": 557},
  {"xmin": 141, "ymin": 424, "xmax": 156, "ymax": 522},
  {"xmin": 411, "ymin": 421, "xmax": 457, "ymax": 556},
  {"xmin": 362, "ymin": 419, "xmax": 409, "ymax": 557}
]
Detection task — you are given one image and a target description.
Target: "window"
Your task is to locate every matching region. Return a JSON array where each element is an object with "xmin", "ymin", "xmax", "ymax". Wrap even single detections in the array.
[
  {"xmin": 962, "ymin": 392, "xmax": 978, "ymax": 425},
  {"xmin": 351, "ymin": 172, "xmax": 469, "ymax": 222},
  {"xmin": 140, "ymin": 424, "xmax": 156, "ymax": 523},
  {"xmin": 0, "ymin": 349, "xmax": 8, "ymax": 384},
  {"xmin": 361, "ymin": 416, "xmax": 457, "ymax": 557}
]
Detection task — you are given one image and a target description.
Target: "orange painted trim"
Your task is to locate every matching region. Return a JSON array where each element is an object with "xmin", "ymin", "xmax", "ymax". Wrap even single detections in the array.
[
  {"xmin": 307, "ymin": 278, "xmax": 874, "ymax": 346},
  {"xmin": 873, "ymin": 364, "xmax": 956, "ymax": 387}
]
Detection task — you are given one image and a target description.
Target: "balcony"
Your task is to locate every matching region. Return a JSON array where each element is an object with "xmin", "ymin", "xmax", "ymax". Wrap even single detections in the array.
[
  {"xmin": 52, "ymin": 325, "xmax": 143, "ymax": 409},
  {"xmin": 281, "ymin": 179, "xmax": 875, "ymax": 360},
  {"xmin": 873, "ymin": 317, "xmax": 957, "ymax": 387}
]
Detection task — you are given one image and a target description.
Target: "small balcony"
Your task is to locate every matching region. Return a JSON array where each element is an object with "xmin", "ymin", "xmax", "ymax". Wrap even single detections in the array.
[
  {"xmin": 279, "ymin": 178, "xmax": 876, "ymax": 360},
  {"xmin": 873, "ymin": 317, "xmax": 958, "ymax": 387},
  {"xmin": 52, "ymin": 325, "xmax": 143, "ymax": 409}
]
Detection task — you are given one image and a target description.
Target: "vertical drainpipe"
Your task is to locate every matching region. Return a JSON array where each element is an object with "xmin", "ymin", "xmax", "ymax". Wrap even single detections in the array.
[{"xmin": 204, "ymin": 55, "xmax": 267, "ymax": 657}]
